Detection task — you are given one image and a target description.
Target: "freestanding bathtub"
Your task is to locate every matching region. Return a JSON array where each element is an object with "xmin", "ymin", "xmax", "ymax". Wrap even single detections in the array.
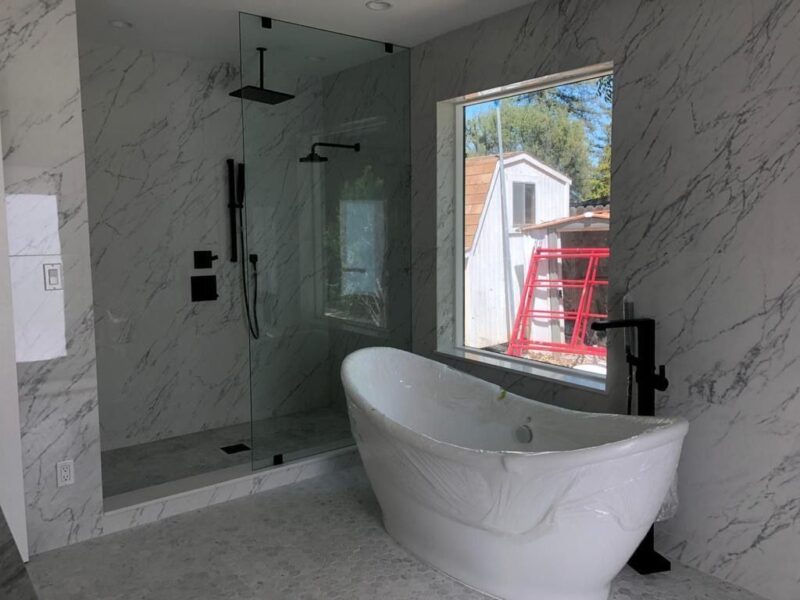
[{"xmin": 342, "ymin": 347, "xmax": 688, "ymax": 600}]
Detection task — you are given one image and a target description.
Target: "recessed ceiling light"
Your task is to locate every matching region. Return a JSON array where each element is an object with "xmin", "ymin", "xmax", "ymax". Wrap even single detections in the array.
[
  {"xmin": 109, "ymin": 19, "xmax": 133, "ymax": 29},
  {"xmin": 365, "ymin": 1, "xmax": 392, "ymax": 10}
]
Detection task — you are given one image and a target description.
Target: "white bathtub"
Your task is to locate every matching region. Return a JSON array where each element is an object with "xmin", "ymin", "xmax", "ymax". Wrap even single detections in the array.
[{"xmin": 342, "ymin": 347, "xmax": 688, "ymax": 600}]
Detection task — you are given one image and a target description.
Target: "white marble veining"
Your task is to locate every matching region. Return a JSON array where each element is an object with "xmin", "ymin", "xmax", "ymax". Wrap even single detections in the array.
[
  {"xmin": 78, "ymin": 42, "xmax": 250, "ymax": 450},
  {"xmin": 0, "ymin": 0, "xmax": 104, "ymax": 555},
  {"xmin": 410, "ymin": 2, "xmax": 800, "ymax": 599}
]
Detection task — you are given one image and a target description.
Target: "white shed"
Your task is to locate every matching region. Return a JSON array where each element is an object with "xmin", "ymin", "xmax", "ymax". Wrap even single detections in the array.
[{"xmin": 464, "ymin": 152, "xmax": 571, "ymax": 349}]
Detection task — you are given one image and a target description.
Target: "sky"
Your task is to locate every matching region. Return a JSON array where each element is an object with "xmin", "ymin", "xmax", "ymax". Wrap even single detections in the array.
[{"xmin": 464, "ymin": 76, "xmax": 612, "ymax": 167}]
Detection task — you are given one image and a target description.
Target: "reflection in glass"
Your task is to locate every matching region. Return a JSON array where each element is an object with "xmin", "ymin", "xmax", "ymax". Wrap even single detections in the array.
[{"xmin": 326, "ymin": 166, "xmax": 386, "ymax": 328}]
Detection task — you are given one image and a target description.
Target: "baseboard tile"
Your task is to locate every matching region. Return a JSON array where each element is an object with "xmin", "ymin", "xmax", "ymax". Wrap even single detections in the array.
[{"xmin": 102, "ymin": 446, "xmax": 360, "ymax": 535}]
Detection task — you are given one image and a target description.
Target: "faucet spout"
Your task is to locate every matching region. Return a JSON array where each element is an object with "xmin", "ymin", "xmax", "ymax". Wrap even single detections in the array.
[
  {"xmin": 590, "ymin": 318, "xmax": 654, "ymax": 332},
  {"xmin": 589, "ymin": 317, "xmax": 668, "ymax": 410}
]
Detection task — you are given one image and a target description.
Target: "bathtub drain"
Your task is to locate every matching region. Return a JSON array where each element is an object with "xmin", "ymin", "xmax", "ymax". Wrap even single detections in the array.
[{"xmin": 515, "ymin": 424, "xmax": 533, "ymax": 444}]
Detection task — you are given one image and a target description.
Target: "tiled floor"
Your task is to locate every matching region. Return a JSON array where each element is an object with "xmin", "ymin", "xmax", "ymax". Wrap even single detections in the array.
[
  {"xmin": 29, "ymin": 466, "xmax": 764, "ymax": 600},
  {"xmin": 102, "ymin": 407, "xmax": 353, "ymax": 497}
]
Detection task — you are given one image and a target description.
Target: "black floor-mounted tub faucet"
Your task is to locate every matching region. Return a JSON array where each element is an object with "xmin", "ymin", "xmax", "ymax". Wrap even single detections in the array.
[{"xmin": 590, "ymin": 317, "xmax": 671, "ymax": 575}]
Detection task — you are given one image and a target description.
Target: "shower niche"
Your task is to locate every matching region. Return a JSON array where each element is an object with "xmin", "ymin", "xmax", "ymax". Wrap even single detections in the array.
[{"xmin": 76, "ymin": 2, "xmax": 410, "ymax": 504}]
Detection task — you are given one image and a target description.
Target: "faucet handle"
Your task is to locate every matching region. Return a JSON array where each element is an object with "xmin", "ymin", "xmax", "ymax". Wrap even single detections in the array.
[
  {"xmin": 654, "ymin": 365, "xmax": 669, "ymax": 391},
  {"xmin": 624, "ymin": 346, "xmax": 638, "ymax": 367}
]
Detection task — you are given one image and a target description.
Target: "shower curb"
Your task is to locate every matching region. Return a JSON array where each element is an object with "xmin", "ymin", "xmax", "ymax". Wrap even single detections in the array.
[{"xmin": 101, "ymin": 446, "xmax": 360, "ymax": 536}]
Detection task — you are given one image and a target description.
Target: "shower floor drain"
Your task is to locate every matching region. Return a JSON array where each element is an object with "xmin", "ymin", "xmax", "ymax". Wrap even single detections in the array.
[{"xmin": 220, "ymin": 443, "xmax": 251, "ymax": 455}]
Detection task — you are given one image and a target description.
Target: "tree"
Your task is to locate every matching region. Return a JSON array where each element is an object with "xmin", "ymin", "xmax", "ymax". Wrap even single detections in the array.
[
  {"xmin": 588, "ymin": 134, "xmax": 611, "ymax": 201},
  {"xmin": 585, "ymin": 92, "xmax": 612, "ymax": 202},
  {"xmin": 465, "ymin": 77, "xmax": 612, "ymax": 202}
]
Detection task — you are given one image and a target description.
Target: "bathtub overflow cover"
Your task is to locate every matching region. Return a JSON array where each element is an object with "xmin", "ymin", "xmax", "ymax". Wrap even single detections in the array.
[{"xmin": 515, "ymin": 424, "xmax": 533, "ymax": 444}]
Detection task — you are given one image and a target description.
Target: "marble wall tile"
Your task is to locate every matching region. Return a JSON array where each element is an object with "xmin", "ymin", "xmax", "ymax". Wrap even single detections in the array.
[
  {"xmin": 77, "ymin": 42, "xmax": 250, "ymax": 450},
  {"xmin": 410, "ymin": 1, "xmax": 800, "ymax": 599},
  {"xmin": 0, "ymin": 0, "xmax": 103, "ymax": 554}
]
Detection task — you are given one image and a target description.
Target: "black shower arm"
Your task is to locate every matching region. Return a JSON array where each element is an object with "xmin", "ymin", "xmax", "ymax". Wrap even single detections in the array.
[{"xmin": 311, "ymin": 142, "xmax": 360, "ymax": 153}]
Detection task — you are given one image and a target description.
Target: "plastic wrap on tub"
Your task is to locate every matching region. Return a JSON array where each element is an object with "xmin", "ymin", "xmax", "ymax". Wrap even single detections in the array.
[
  {"xmin": 656, "ymin": 473, "xmax": 679, "ymax": 521},
  {"xmin": 349, "ymin": 398, "xmax": 683, "ymax": 538}
]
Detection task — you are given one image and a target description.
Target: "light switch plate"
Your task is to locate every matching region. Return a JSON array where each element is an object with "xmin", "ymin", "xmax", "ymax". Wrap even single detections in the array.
[{"xmin": 43, "ymin": 262, "xmax": 63, "ymax": 291}]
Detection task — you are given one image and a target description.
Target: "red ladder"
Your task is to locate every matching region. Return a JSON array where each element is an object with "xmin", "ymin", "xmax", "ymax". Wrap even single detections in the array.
[{"xmin": 507, "ymin": 247, "xmax": 609, "ymax": 358}]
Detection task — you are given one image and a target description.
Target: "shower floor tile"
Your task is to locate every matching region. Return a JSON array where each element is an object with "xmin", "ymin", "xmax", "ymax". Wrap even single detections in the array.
[
  {"xmin": 101, "ymin": 406, "xmax": 352, "ymax": 497},
  {"xmin": 251, "ymin": 405, "xmax": 354, "ymax": 468},
  {"xmin": 31, "ymin": 466, "xmax": 765, "ymax": 600}
]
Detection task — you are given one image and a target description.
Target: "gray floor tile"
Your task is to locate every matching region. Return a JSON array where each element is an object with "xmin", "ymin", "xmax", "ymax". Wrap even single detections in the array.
[{"xmin": 29, "ymin": 467, "xmax": 764, "ymax": 600}]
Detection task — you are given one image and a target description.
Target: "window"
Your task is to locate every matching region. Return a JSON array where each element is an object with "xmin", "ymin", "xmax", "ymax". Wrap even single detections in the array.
[
  {"xmin": 458, "ymin": 66, "xmax": 613, "ymax": 380},
  {"xmin": 512, "ymin": 182, "xmax": 536, "ymax": 227}
]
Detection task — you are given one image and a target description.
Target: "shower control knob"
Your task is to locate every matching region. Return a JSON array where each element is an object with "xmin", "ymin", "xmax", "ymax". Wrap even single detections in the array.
[
  {"xmin": 194, "ymin": 250, "xmax": 219, "ymax": 269},
  {"xmin": 653, "ymin": 365, "xmax": 669, "ymax": 391}
]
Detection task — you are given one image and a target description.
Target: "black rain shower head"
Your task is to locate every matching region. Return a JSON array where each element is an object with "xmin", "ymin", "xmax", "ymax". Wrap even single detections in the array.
[
  {"xmin": 299, "ymin": 142, "xmax": 360, "ymax": 163},
  {"xmin": 230, "ymin": 47, "xmax": 295, "ymax": 105},
  {"xmin": 299, "ymin": 151, "xmax": 329, "ymax": 163},
  {"xmin": 230, "ymin": 86, "xmax": 294, "ymax": 104}
]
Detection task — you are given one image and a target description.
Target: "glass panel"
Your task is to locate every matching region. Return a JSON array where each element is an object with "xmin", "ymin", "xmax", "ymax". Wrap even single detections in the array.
[{"xmin": 238, "ymin": 14, "xmax": 411, "ymax": 470}]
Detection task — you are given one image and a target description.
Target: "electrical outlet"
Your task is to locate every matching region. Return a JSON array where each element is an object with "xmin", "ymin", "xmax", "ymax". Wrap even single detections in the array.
[{"xmin": 56, "ymin": 460, "xmax": 74, "ymax": 487}]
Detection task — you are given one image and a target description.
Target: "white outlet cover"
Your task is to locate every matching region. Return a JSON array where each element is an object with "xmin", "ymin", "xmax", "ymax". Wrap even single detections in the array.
[{"xmin": 56, "ymin": 460, "xmax": 74, "ymax": 487}]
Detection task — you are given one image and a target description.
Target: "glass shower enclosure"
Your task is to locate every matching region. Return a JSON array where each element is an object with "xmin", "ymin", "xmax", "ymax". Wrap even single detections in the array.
[{"xmin": 237, "ymin": 14, "xmax": 411, "ymax": 470}]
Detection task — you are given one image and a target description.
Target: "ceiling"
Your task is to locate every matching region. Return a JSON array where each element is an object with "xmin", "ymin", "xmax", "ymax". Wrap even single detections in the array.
[{"xmin": 76, "ymin": 0, "xmax": 535, "ymax": 64}]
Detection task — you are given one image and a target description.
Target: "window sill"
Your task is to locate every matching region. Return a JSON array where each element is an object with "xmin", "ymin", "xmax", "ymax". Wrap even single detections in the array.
[
  {"xmin": 323, "ymin": 312, "xmax": 387, "ymax": 337},
  {"xmin": 435, "ymin": 345, "xmax": 607, "ymax": 394}
]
